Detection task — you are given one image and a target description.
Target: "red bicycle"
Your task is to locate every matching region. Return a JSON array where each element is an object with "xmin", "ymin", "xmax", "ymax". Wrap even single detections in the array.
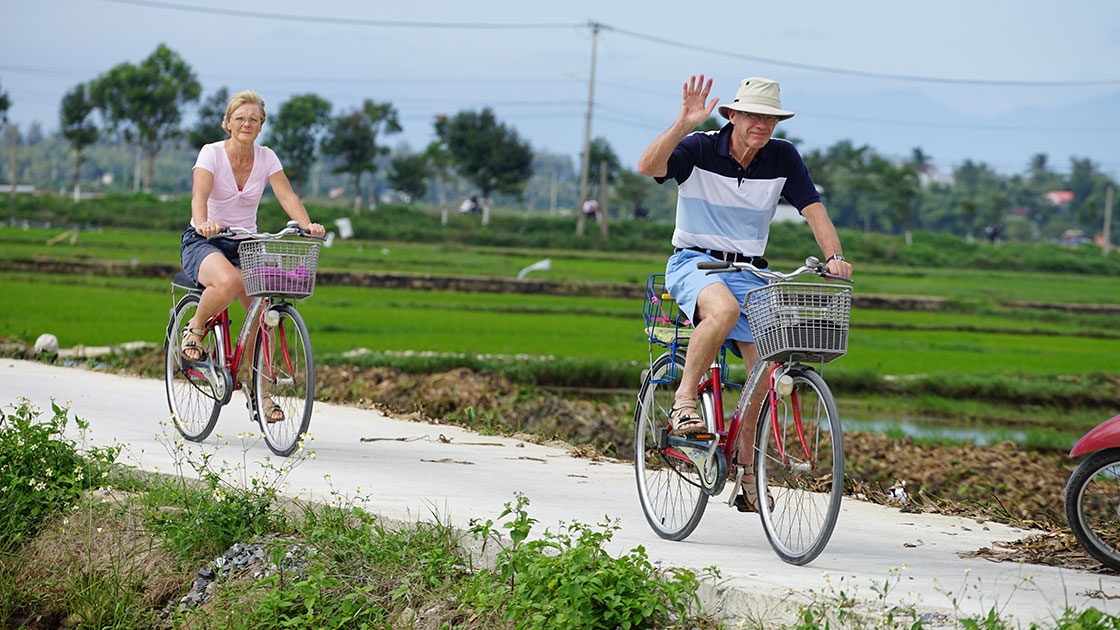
[
  {"xmin": 1065, "ymin": 412, "xmax": 1120, "ymax": 571},
  {"xmin": 634, "ymin": 256, "xmax": 853, "ymax": 565},
  {"xmin": 163, "ymin": 221, "xmax": 322, "ymax": 456}
]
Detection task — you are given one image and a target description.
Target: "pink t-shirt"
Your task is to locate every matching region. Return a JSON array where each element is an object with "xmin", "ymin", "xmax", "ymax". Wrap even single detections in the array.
[{"xmin": 192, "ymin": 141, "xmax": 284, "ymax": 233}]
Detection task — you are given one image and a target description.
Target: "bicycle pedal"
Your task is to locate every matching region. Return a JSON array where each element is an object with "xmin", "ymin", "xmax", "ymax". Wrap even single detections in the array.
[{"xmin": 667, "ymin": 433, "xmax": 718, "ymax": 449}]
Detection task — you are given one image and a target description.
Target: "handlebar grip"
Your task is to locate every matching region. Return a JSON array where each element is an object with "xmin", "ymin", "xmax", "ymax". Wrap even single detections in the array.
[
  {"xmin": 204, "ymin": 227, "xmax": 232, "ymax": 241},
  {"xmin": 821, "ymin": 272, "xmax": 855, "ymax": 284},
  {"xmin": 696, "ymin": 261, "xmax": 731, "ymax": 270}
]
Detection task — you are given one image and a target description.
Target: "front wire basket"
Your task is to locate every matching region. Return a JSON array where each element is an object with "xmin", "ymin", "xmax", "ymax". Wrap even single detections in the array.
[
  {"xmin": 744, "ymin": 282, "xmax": 852, "ymax": 363},
  {"xmin": 238, "ymin": 239, "xmax": 320, "ymax": 298}
]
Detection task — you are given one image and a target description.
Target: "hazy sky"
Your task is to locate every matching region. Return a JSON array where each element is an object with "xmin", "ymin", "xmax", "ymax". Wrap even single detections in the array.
[{"xmin": 4, "ymin": 0, "xmax": 1119, "ymax": 177}]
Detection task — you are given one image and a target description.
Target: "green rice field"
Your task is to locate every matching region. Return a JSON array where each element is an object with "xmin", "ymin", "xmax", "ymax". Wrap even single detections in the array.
[
  {"xmin": 3, "ymin": 226, "xmax": 1120, "ymax": 304},
  {"xmin": 2, "ymin": 271, "xmax": 1117, "ymax": 378}
]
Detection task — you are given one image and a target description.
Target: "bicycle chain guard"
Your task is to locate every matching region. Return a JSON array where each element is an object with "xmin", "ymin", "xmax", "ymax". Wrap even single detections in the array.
[
  {"xmin": 195, "ymin": 360, "xmax": 233, "ymax": 406},
  {"xmin": 666, "ymin": 432, "xmax": 728, "ymax": 496}
]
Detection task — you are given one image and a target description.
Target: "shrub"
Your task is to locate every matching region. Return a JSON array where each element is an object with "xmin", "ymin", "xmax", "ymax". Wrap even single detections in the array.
[
  {"xmin": 0, "ymin": 399, "xmax": 119, "ymax": 551},
  {"xmin": 466, "ymin": 494, "xmax": 701, "ymax": 629}
]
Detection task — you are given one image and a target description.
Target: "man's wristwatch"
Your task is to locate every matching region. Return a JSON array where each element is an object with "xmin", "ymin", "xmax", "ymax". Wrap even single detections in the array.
[{"xmin": 825, "ymin": 254, "xmax": 846, "ymax": 264}]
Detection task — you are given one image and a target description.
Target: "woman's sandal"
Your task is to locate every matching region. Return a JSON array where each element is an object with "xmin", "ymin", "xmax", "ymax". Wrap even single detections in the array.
[
  {"xmin": 262, "ymin": 396, "xmax": 285, "ymax": 423},
  {"xmin": 734, "ymin": 478, "xmax": 775, "ymax": 513},
  {"xmin": 180, "ymin": 327, "xmax": 206, "ymax": 362},
  {"xmin": 668, "ymin": 403, "xmax": 706, "ymax": 437},
  {"xmin": 242, "ymin": 383, "xmax": 286, "ymax": 424}
]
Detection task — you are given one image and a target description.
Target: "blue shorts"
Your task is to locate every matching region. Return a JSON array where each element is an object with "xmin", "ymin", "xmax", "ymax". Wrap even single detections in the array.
[
  {"xmin": 179, "ymin": 228, "xmax": 242, "ymax": 285},
  {"xmin": 665, "ymin": 249, "xmax": 768, "ymax": 356}
]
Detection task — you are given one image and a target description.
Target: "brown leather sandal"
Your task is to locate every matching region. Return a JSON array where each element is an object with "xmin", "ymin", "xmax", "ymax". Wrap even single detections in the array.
[
  {"xmin": 180, "ymin": 327, "xmax": 206, "ymax": 362},
  {"xmin": 668, "ymin": 403, "xmax": 705, "ymax": 437},
  {"xmin": 262, "ymin": 396, "xmax": 285, "ymax": 423},
  {"xmin": 735, "ymin": 479, "xmax": 775, "ymax": 513}
]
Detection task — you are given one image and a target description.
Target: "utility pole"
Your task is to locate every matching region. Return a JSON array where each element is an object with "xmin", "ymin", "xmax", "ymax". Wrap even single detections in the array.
[
  {"xmin": 549, "ymin": 169, "xmax": 557, "ymax": 214},
  {"xmin": 8, "ymin": 123, "xmax": 17, "ymax": 201},
  {"xmin": 1104, "ymin": 186, "xmax": 1114, "ymax": 256},
  {"xmin": 576, "ymin": 20, "xmax": 600, "ymax": 237},
  {"xmin": 598, "ymin": 158, "xmax": 609, "ymax": 240}
]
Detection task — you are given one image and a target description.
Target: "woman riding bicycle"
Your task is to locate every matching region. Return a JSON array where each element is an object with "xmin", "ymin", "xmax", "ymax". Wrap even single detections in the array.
[
  {"xmin": 637, "ymin": 74, "xmax": 852, "ymax": 510},
  {"xmin": 179, "ymin": 89, "xmax": 326, "ymax": 421}
]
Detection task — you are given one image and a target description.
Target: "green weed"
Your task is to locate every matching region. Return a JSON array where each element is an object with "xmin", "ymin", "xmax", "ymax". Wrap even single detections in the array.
[
  {"xmin": 0, "ymin": 398, "xmax": 118, "ymax": 551},
  {"xmin": 466, "ymin": 493, "xmax": 702, "ymax": 629}
]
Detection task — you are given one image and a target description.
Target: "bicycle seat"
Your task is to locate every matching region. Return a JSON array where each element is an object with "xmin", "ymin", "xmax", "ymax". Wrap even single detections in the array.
[{"xmin": 172, "ymin": 271, "xmax": 202, "ymax": 292}]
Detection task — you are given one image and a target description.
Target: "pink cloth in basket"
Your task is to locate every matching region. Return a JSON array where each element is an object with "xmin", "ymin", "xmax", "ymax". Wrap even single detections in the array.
[{"xmin": 249, "ymin": 264, "xmax": 311, "ymax": 291}]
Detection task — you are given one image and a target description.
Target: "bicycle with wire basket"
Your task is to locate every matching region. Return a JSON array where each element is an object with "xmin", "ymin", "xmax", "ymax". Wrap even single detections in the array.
[
  {"xmin": 163, "ymin": 221, "xmax": 323, "ymax": 456},
  {"xmin": 634, "ymin": 255, "xmax": 853, "ymax": 565}
]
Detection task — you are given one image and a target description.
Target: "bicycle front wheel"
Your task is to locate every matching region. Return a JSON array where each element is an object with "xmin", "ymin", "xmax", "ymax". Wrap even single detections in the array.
[
  {"xmin": 754, "ymin": 367, "xmax": 843, "ymax": 565},
  {"xmin": 252, "ymin": 303, "xmax": 314, "ymax": 456},
  {"xmin": 1065, "ymin": 448, "xmax": 1120, "ymax": 571},
  {"xmin": 634, "ymin": 351, "xmax": 708, "ymax": 540},
  {"xmin": 164, "ymin": 294, "xmax": 225, "ymax": 442}
]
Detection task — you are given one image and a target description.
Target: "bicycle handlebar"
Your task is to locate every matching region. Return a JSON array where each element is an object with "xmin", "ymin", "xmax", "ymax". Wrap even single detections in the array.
[
  {"xmin": 204, "ymin": 220, "xmax": 327, "ymax": 242},
  {"xmin": 700, "ymin": 256, "xmax": 854, "ymax": 284}
]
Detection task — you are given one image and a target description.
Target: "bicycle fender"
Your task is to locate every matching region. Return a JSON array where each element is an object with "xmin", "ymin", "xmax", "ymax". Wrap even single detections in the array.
[{"xmin": 1071, "ymin": 413, "xmax": 1120, "ymax": 457}]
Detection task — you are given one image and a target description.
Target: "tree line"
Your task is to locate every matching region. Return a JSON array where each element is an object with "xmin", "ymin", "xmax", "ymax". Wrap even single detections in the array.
[{"xmin": 0, "ymin": 44, "xmax": 1116, "ymax": 243}]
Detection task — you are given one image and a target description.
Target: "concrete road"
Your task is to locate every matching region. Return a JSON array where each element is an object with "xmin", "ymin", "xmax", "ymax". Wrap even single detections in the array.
[{"xmin": 3, "ymin": 359, "xmax": 1117, "ymax": 627}]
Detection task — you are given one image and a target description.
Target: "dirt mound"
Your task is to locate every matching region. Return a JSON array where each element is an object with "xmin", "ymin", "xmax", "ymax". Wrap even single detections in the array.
[{"xmin": 843, "ymin": 432, "xmax": 1074, "ymax": 526}]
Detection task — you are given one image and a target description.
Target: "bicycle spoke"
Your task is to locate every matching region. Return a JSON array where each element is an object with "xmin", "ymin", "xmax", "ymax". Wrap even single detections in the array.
[
  {"xmin": 756, "ymin": 369, "xmax": 843, "ymax": 565},
  {"xmin": 165, "ymin": 296, "xmax": 222, "ymax": 442},
  {"xmin": 253, "ymin": 305, "xmax": 314, "ymax": 456},
  {"xmin": 634, "ymin": 352, "xmax": 707, "ymax": 540}
]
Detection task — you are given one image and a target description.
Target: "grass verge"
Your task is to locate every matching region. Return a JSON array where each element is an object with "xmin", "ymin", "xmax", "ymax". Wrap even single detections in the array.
[{"xmin": 2, "ymin": 398, "xmax": 1118, "ymax": 629}]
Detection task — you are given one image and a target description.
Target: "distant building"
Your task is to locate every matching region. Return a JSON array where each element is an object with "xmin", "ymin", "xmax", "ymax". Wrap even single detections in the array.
[
  {"xmin": 0, "ymin": 184, "xmax": 35, "ymax": 194},
  {"xmin": 918, "ymin": 165, "xmax": 953, "ymax": 188},
  {"xmin": 1058, "ymin": 229, "xmax": 1089, "ymax": 246},
  {"xmin": 1043, "ymin": 190, "xmax": 1074, "ymax": 206}
]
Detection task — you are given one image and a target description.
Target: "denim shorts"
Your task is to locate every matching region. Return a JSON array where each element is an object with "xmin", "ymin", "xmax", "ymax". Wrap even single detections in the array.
[
  {"xmin": 664, "ymin": 249, "xmax": 768, "ymax": 354},
  {"xmin": 179, "ymin": 228, "xmax": 242, "ymax": 285}
]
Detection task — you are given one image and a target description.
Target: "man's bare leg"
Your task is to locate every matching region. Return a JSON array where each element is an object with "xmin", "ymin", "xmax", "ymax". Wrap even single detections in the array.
[
  {"xmin": 733, "ymin": 340, "xmax": 767, "ymax": 465},
  {"xmin": 733, "ymin": 340, "xmax": 772, "ymax": 511}
]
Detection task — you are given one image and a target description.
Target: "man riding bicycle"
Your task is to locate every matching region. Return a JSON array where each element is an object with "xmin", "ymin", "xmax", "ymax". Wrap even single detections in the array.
[{"xmin": 637, "ymin": 75, "xmax": 853, "ymax": 511}]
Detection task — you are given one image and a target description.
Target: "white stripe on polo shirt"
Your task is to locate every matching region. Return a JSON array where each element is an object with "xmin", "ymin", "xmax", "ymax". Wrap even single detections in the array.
[{"xmin": 680, "ymin": 167, "xmax": 787, "ymax": 210}]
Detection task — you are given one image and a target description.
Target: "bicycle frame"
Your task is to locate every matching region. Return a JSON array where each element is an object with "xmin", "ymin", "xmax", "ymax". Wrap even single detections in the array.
[
  {"xmin": 671, "ymin": 356, "xmax": 805, "ymax": 483},
  {"xmin": 176, "ymin": 289, "xmax": 291, "ymax": 397}
]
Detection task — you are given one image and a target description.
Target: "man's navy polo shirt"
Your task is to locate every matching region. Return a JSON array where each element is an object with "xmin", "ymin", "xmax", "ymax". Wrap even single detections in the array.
[{"xmin": 656, "ymin": 123, "xmax": 820, "ymax": 256}]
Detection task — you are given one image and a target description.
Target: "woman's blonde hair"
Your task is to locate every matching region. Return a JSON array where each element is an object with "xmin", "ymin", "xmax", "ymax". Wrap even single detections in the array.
[{"xmin": 222, "ymin": 90, "xmax": 266, "ymax": 134}]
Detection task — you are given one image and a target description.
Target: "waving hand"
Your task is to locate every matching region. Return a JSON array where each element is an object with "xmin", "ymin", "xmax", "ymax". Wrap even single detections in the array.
[{"xmin": 678, "ymin": 75, "xmax": 719, "ymax": 128}]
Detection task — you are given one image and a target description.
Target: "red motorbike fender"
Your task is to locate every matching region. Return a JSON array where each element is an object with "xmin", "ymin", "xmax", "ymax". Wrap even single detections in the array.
[{"xmin": 1071, "ymin": 413, "xmax": 1120, "ymax": 457}]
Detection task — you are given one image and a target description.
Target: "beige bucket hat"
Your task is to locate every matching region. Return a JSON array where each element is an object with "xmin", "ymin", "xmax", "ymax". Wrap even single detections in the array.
[{"xmin": 718, "ymin": 77, "xmax": 795, "ymax": 121}]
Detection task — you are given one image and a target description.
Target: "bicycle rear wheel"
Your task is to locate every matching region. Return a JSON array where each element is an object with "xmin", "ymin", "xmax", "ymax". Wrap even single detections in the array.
[
  {"xmin": 754, "ymin": 367, "xmax": 843, "ymax": 565},
  {"xmin": 1065, "ymin": 448, "xmax": 1120, "ymax": 571},
  {"xmin": 634, "ymin": 351, "xmax": 708, "ymax": 540},
  {"xmin": 252, "ymin": 303, "xmax": 314, "ymax": 456},
  {"xmin": 164, "ymin": 295, "xmax": 225, "ymax": 442}
]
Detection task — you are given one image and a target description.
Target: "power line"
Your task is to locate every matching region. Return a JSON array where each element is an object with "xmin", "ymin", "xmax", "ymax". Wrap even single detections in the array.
[
  {"xmin": 603, "ymin": 25, "xmax": 1120, "ymax": 87},
  {"xmin": 794, "ymin": 111, "xmax": 1120, "ymax": 134},
  {"xmin": 100, "ymin": 0, "xmax": 582, "ymax": 29},
  {"xmin": 94, "ymin": 0, "xmax": 1120, "ymax": 86}
]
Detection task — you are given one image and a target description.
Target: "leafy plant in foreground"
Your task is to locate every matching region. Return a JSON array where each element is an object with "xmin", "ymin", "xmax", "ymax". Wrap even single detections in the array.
[
  {"xmin": 467, "ymin": 493, "xmax": 701, "ymax": 629},
  {"xmin": 0, "ymin": 398, "xmax": 118, "ymax": 551}
]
